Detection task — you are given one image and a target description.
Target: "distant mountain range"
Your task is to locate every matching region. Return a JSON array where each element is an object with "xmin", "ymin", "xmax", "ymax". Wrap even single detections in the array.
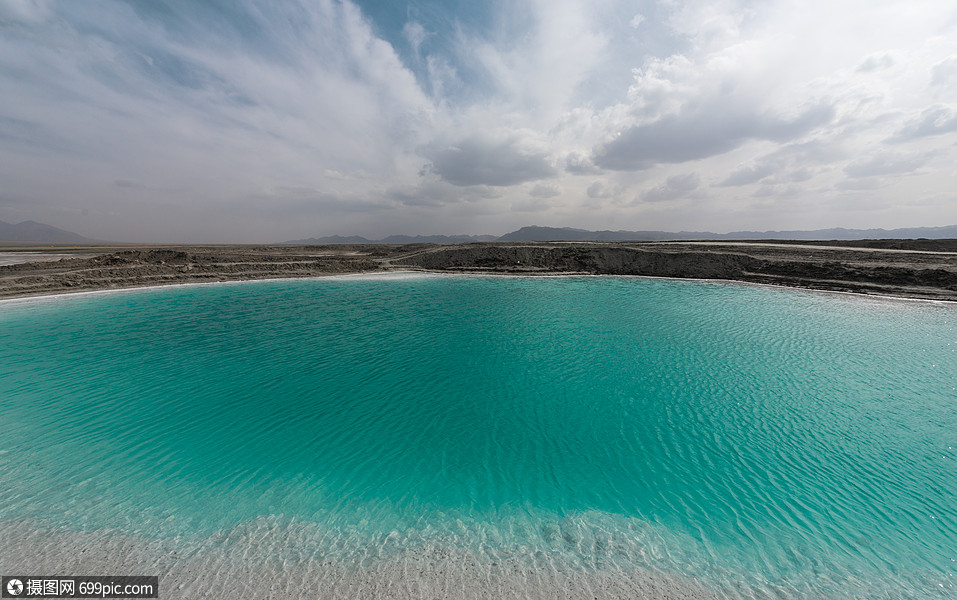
[
  {"xmin": 5, "ymin": 219, "xmax": 957, "ymax": 245},
  {"xmin": 287, "ymin": 224, "xmax": 957, "ymax": 244},
  {"xmin": 284, "ymin": 233, "xmax": 499, "ymax": 245},
  {"xmin": 0, "ymin": 220, "xmax": 100, "ymax": 244}
]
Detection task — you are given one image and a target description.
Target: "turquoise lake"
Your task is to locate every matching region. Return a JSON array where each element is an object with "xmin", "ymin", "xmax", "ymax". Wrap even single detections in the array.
[{"xmin": 1, "ymin": 275, "xmax": 955, "ymax": 598}]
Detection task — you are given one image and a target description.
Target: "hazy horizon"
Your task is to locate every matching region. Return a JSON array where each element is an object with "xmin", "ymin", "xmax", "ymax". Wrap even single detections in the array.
[
  {"xmin": 9, "ymin": 218, "xmax": 957, "ymax": 246},
  {"xmin": 2, "ymin": 0, "xmax": 956, "ymax": 243}
]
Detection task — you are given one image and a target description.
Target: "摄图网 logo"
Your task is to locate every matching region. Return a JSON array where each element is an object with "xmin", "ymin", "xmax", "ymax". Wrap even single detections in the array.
[{"xmin": 5, "ymin": 578, "xmax": 24, "ymax": 596}]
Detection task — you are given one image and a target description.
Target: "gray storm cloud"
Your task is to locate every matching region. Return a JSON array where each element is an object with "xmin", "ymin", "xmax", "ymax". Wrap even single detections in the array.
[
  {"xmin": 595, "ymin": 104, "xmax": 836, "ymax": 171},
  {"xmin": 422, "ymin": 136, "xmax": 557, "ymax": 187}
]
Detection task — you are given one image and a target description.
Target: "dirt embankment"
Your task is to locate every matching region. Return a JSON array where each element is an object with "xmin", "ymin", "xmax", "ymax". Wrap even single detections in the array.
[
  {"xmin": 2, "ymin": 241, "xmax": 957, "ymax": 301},
  {"xmin": 0, "ymin": 246, "xmax": 386, "ymax": 299},
  {"xmin": 394, "ymin": 242, "xmax": 957, "ymax": 301},
  {"xmin": 396, "ymin": 245, "xmax": 754, "ymax": 278}
]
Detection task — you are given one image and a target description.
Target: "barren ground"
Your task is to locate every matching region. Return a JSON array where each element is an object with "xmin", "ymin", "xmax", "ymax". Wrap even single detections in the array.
[{"xmin": 1, "ymin": 240, "xmax": 956, "ymax": 301}]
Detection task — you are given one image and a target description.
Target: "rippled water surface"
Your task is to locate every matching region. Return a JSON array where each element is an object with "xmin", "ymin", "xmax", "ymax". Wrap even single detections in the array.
[{"xmin": 1, "ymin": 276, "xmax": 955, "ymax": 598}]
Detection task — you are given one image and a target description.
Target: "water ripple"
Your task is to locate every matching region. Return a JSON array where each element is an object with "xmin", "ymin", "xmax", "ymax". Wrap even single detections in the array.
[{"xmin": 1, "ymin": 277, "xmax": 955, "ymax": 598}]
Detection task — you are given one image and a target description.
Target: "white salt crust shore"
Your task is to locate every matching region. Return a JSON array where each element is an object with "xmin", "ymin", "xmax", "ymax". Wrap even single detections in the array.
[
  {"xmin": 0, "ymin": 518, "xmax": 722, "ymax": 600},
  {"xmin": 0, "ymin": 270, "xmax": 951, "ymax": 309},
  {"xmin": 0, "ymin": 271, "xmax": 440, "ymax": 307}
]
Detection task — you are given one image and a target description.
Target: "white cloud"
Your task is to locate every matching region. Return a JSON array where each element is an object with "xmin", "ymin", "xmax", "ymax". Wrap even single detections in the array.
[
  {"xmin": 460, "ymin": 0, "xmax": 607, "ymax": 125},
  {"xmin": 529, "ymin": 183, "xmax": 561, "ymax": 198},
  {"xmin": 403, "ymin": 21, "xmax": 428, "ymax": 54},
  {"xmin": 857, "ymin": 52, "xmax": 896, "ymax": 72},
  {"xmin": 0, "ymin": 0, "xmax": 439, "ymax": 240},
  {"xmin": 717, "ymin": 163, "xmax": 776, "ymax": 187},
  {"xmin": 844, "ymin": 152, "xmax": 930, "ymax": 178},
  {"xmin": 931, "ymin": 56, "xmax": 957, "ymax": 87},
  {"xmin": 0, "ymin": 0, "xmax": 51, "ymax": 23},
  {"xmin": 889, "ymin": 105, "xmax": 957, "ymax": 141},
  {"xmin": 565, "ymin": 152, "xmax": 601, "ymax": 175},
  {"xmin": 639, "ymin": 173, "xmax": 700, "ymax": 203},
  {"xmin": 1, "ymin": 0, "xmax": 956, "ymax": 240},
  {"xmin": 586, "ymin": 181, "xmax": 613, "ymax": 198}
]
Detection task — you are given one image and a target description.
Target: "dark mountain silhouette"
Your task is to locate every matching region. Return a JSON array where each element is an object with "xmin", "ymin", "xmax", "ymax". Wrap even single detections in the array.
[
  {"xmin": 288, "ymin": 225, "xmax": 957, "ymax": 245},
  {"xmin": 497, "ymin": 225, "xmax": 957, "ymax": 242},
  {"xmin": 283, "ymin": 233, "xmax": 497, "ymax": 244},
  {"xmin": 283, "ymin": 234, "xmax": 375, "ymax": 244},
  {"xmin": 0, "ymin": 220, "xmax": 101, "ymax": 243}
]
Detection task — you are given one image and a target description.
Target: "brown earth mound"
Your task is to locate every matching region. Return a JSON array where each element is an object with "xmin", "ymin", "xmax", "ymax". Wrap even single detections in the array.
[{"xmin": 2, "ymin": 241, "xmax": 956, "ymax": 301}]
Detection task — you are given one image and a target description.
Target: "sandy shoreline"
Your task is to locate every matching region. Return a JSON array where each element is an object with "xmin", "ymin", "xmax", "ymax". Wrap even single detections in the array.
[
  {"xmin": 0, "ymin": 517, "xmax": 724, "ymax": 600},
  {"xmin": 1, "ymin": 241, "xmax": 956, "ymax": 302}
]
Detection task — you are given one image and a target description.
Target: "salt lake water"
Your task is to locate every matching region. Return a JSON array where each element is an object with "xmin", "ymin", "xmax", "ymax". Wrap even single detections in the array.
[{"xmin": 1, "ymin": 275, "xmax": 955, "ymax": 598}]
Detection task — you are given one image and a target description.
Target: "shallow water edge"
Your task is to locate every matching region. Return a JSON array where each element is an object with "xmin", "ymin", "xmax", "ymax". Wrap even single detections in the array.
[
  {"xmin": 1, "ymin": 269, "xmax": 951, "ymax": 309},
  {"xmin": 0, "ymin": 517, "xmax": 722, "ymax": 600}
]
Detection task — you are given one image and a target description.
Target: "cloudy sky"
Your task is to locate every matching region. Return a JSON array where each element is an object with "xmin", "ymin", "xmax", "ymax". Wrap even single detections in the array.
[{"xmin": 1, "ymin": 0, "xmax": 956, "ymax": 242}]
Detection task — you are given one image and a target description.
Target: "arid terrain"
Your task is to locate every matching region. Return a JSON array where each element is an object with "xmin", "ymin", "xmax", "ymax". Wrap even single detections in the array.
[{"xmin": 2, "ymin": 240, "xmax": 957, "ymax": 301}]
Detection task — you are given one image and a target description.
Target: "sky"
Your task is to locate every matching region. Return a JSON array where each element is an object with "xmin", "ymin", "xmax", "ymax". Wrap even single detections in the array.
[{"xmin": 1, "ymin": 0, "xmax": 956, "ymax": 242}]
